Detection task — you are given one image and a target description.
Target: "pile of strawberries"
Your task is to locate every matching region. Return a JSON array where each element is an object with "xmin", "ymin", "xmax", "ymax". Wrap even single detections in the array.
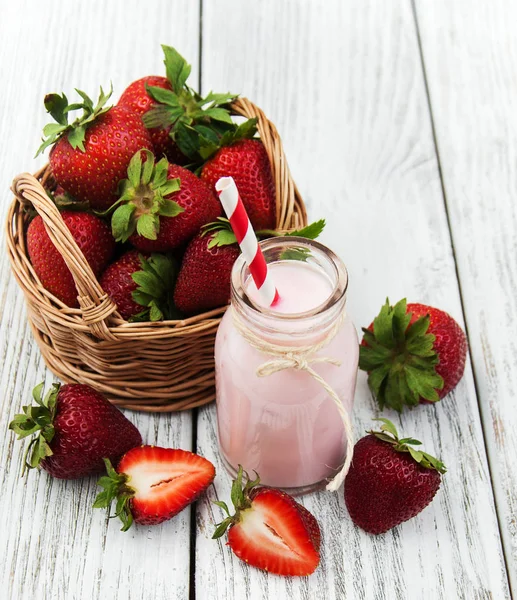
[{"xmin": 29, "ymin": 45, "xmax": 281, "ymax": 319}]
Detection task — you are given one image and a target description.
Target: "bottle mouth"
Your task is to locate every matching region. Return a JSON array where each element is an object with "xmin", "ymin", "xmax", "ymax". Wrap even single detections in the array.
[{"xmin": 230, "ymin": 236, "xmax": 349, "ymax": 322}]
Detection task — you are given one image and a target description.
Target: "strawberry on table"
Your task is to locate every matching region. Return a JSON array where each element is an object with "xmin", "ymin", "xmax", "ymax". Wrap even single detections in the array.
[
  {"xmin": 94, "ymin": 446, "xmax": 216, "ymax": 530},
  {"xmin": 202, "ymin": 137, "xmax": 276, "ymax": 231},
  {"xmin": 359, "ymin": 298, "xmax": 467, "ymax": 411},
  {"xmin": 213, "ymin": 466, "xmax": 321, "ymax": 577},
  {"xmin": 9, "ymin": 382, "xmax": 142, "ymax": 480},
  {"xmin": 36, "ymin": 86, "xmax": 153, "ymax": 209},
  {"xmin": 110, "ymin": 149, "xmax": 221, "ymax": 252},
  {"xmin": 344, "ymin": 418, "xmax": 446, "ymax": 534},
  {"xmin": 27, "ymin": 211, "xmax": 115, "ymax": 307},
  {"xmin": 173, "ymin": 221, "xmax": 240, "ymax": 315},
  {"xmin": 100, "ymin": 251, "xmax": 180, "ymax": 321}
]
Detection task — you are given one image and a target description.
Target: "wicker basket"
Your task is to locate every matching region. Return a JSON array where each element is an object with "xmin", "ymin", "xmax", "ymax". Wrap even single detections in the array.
[{"xmin": 6, "ymin": 98, "xmax": 307, "ymax": 412}]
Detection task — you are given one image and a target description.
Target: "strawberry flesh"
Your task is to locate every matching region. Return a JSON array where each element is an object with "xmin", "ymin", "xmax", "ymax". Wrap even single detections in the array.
[
  {"xmin": 119, "ymin": 446, "xmax": 215, "ymax": 525},
  {"xmin": 227, "ymin": 488, "xmax": 320, "ymax": 576}
]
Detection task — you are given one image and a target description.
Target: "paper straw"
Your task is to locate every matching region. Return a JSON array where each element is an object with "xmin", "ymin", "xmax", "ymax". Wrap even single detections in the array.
[{"xmin": 215, "ymin": 177, "xmax": 279, "ymax": 306}]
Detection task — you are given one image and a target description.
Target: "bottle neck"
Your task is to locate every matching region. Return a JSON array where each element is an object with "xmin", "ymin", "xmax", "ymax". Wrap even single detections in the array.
[{"xmin": 230, "ymin": 237, "xmax": 349, "ymax": 343}]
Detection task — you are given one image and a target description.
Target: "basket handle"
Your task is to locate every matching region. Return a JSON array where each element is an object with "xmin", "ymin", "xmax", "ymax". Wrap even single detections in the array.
[
  {"xmin": 230, "ymin": 98, "xmax": 307, "ymax": 229},
  {"xmin": 12, "ymin": 172, "xmax": 117, "ymax": 341}
]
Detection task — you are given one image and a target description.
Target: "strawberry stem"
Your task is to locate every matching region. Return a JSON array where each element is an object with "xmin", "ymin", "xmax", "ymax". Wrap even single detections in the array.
[
  {"xmin": 93, "ymin": 458, "xmax": 136, "ymax": 531},
  {"xmin": 368, "ymin": 418, "xmax": 447, "ymax": 473},
  {"xmin": 9, "ymin": 382, "xmax": 60, "ymax": 475},
  {"xmin": 212, "ymin": 465, "xmax": 261, "ymax": 539}
]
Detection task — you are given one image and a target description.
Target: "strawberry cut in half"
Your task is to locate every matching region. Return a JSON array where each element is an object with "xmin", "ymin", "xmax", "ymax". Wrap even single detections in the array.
[
  {"xmin": 213, "ymin": 466, "xmax": 320, "ymax": 577},
  {"xmin": 94, "ymin": 446, "xmax": 215, "ymax": 530}
]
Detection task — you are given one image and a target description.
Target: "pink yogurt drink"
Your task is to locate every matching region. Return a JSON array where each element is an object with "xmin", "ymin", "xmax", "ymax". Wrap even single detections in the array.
[{"xmin": 215, "ymin": 237, "xmax": 358, "ymax": 494}]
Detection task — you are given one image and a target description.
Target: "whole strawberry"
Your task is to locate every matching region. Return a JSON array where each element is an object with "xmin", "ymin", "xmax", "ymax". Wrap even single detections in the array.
[
  {"xmin": 94, "ymin": 447, "xmax": 215, "ymax": 531},
  {"xmin": 27, "ymin": 211, "xmax": 115, "ymax": 307},
  {"xmin": 213, "ymin": 466, "xmax": 320, "ymax": 576},
  {"xmin": 202, "ymin": 139, "xmax": 276, "ymax": 230},
  {"xmin": 118, "ymin": 76, "xmax": 185, "ymax": 164},
  {"xmin": 111, "ymin": 150, "xmax": 221, "ymax": 252},
  {"xmin": 344, "ymin": 419, "xmax": 445, "ymax": 534},
  {"xmin": 100, "ymin": 250, "xmax": 180, "ymax": 321},
  {"xmin": 173, "ymin": 222, "xmax": 240, "ymax": 315},
  {"xmin": 9, "ymin": 382, "xmax": 142, "ymax": 479},
  {"xmin": 359, "ymin": 298, "xmax": 467, "ymax": 410},
  {"xmin": 36, "ymin": 86, "xmax": 153, "ymax": 209}
]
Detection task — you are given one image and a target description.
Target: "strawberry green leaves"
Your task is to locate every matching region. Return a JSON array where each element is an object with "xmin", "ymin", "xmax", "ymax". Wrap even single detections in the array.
[
  {"xmin": 9, "ymin": 382, "xmax": 60, "ymax": 475},
  {"xmin": 93, "ymin": 458, "xmax": 135, "ymax": 532},
  {"xmin": 359, "ymin": 298, "xmax": 444, "ymax": 411},
  {"xmin": 36, "ymin": 85, "xmax": 113, "ymax": 156},
  {"xmin": 130, "ymin": 253, "xmax": 181, "ymax": 322},
  {"xmin": 142, "ymin": 44, "xmax": 255, "ymax": 163},
  {"xmin": 212, "ymin": 465, "xmax": 261, "ymax": 539},
  {"xmin": 368, "ymin": 419, "xmax": 447, "ymax": 474},
  {"xmin": 110, "ymin": 149, "xmax": 183, "ymax": 243},
  {"xmin": 201, "ymin": 217, "xmax": 327, "ymax": 251}
]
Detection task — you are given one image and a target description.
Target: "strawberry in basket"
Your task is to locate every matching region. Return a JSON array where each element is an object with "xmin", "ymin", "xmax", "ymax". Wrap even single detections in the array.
[
  {"xmin": 100, "ymin": 250, "xmax": 180, "ymax": 321},
  {"xmin": 109, "ymin": 149, "xmax": 221, "ymax": 251},
  {"xmin": 174, "ymin": 219, "xmax": 326, "ymax": 315},
  {"xmin": 36, "ymin": 86, "xmax": 153, "ymax": 210},
  {"xmin": 27, "ymin": 210, "xmax": 115, "ymax": 307}
]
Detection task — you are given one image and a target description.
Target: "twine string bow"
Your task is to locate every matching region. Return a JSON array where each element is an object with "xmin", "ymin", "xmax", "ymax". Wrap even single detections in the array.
[{"xmin": 232, "ymin": 309, "xmax": 354, "ymax": 492}]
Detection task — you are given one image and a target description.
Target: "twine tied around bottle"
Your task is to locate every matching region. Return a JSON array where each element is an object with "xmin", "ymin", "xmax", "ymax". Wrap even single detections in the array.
[{"xmin": 231, "ymin": 308, "xmax": 354, "ymax": 492}]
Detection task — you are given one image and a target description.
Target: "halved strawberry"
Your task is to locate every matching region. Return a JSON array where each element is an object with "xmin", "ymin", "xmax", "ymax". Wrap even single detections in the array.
[
  {"xmin": 213, "ymin": 466, "xmax": 320, "ymax": 577},
  {"xmin": 94, "ymin": 446, "xmax": 215, "ymax": 530}
]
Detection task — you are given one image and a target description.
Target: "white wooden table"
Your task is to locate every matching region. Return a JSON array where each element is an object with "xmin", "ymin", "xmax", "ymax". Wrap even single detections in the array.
[{"xmin": 1, "ymin": 1, "xmax": 515, "ymax": 598}]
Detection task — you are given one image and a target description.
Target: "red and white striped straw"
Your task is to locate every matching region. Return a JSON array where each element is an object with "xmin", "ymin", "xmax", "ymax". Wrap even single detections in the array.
[{"xmin": 215, "ymin": 177, "xmax": 279, "ymax": 307}]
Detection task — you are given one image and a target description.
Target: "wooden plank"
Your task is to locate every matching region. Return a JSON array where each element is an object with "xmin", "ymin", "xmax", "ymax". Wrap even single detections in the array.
[
  {"xmin": 414, "ymin": 0, "xmax": 517, "ymax": 593},
  {"xmin": 0, "ymin": 1, "xmax": 199, "ymax": 598},
  {"xmin": 195, "ymin": 0, "xmax": 511, "ymax": 598}
]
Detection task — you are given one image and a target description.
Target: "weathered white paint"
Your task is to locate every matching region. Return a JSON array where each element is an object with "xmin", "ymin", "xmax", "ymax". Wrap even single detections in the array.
[
  {"xmin": 196, "ymin": 1, "xmax": 510, "ymax": 598},
  {"xmin": 415, "ymin": 1, "xmax": 517, "ymax": 594},
  {"xmin": 0, "ymin": 0, "xmax": 514, "ymax": 598},
  {"xmin": 0, "ymin": 1, "xmax": 198, "ymax": 599}
]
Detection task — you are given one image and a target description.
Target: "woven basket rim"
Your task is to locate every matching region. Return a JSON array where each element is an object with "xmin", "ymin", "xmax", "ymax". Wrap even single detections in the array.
[{"xmin": 6, "ymin": 97, "xmax": 308, "ymax": 411}]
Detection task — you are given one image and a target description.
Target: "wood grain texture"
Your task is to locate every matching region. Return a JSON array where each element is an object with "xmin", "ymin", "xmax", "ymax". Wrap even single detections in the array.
[
  {"xmin": 414, "ymin": 1, "xmax": 517, "ymax": 594},
  {"xmin": 0, "ymin": 1, "xmax": 199, "ymax": 599},
  {"xmin": 196, "ymin": 1, "xmax": 510, "ymax": 598}
]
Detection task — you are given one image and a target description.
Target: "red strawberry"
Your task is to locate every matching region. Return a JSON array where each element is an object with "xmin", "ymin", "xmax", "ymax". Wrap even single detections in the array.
[
  {"xmin": 100, "ymin": 250, "xmax": 179, "ymax": 321},
  {"xmin": 344, "ymin": 419, "xmax": 445, "ymax": 534},
  {"xmin": 201, "ymin": 139, "xmax": 276, "ymax": 230},
  {"xmin": 359, "ymin": 298, "xmax": 467, "ymax": 411},
  {"xmin": 118, "ymin": 76, "xmax": 186, "ymax": 164},
  {"xmin": 9, "ymin": 382, "xmax": 142, "ymax": 479},
  {"xmin": 173, "ymin": 226, "xmax": 240, "ymax": 315},
  {"xmin": 36, "ymin": 87, "xmax": 153, "ymax": 209},
  {"xmin": 213, "ymin": 466, "xmax": 320, "ymax": 576},
  {"xmin": 94, "ymin": 446, "xmax": 216, "ymax": 530},
  {"xmin": 27, "ymin": 211, "xmax": 115, "ymax": 307},
  {"xmin": 111, "ymin": 150, "xmax": 221, "ymax": 252}
]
